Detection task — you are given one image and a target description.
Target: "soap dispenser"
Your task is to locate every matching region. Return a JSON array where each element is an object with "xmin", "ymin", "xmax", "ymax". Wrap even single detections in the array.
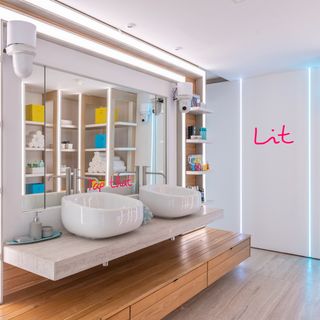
[{"xmin": 30, "ymin": 212, "xmax": 42, "ymax": 240}]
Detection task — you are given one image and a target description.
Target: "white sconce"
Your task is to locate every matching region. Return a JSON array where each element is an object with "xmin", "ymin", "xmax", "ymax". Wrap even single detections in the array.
[{"xmin": 5, "ymin": 20, "xmax": 36, "ymax": 79}]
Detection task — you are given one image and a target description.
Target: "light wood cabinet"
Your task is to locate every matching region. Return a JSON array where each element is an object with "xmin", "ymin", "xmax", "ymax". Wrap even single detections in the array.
[
  {"xmin": 131, "ymin": 264, "xmax": 207, "ymax": 319},
  {"xmin": 2, "ymin": 228, "xmax": 250, "ymax": 320}
]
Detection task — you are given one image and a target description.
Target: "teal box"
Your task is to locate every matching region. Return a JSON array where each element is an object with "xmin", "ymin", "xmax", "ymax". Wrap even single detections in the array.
[
  {"xmin": 26, "ymin": 183, "xmax": 45, "ymax": 194},
  {"xmin": 95, "ymin": 134, "xmax": 107, "ymax": 148}
]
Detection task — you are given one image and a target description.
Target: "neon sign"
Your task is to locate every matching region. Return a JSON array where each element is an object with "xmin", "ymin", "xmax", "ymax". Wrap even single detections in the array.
[{"xmin": 254, "ymin": 124, "xmax": 294, "ymax": 145}]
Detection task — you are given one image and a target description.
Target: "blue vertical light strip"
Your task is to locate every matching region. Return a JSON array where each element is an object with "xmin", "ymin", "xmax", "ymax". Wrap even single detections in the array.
[
  {"xmin": 240, "ymin": 79, "xmax": 243, "ymax": 233},
  {"xmin": 308, "ymin": 67, "xmax": 312, "ymax": 257}
]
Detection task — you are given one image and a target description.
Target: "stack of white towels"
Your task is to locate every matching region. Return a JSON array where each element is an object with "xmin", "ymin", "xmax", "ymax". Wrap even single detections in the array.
[
  {"xmin": 113, "ymin": 156, "xmax": 126, "ymax": 173},
  {"xmin": 27, "ymin": 130, "xmax": 45, "ymax": 148},
  {"xmin": 88, "ymin": 152, "xmax": 126, "ymax": 173}
]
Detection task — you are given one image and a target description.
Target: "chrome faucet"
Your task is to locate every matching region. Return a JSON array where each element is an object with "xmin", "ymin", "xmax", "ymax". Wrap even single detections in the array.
[
  {"xmin": 113, "ymin": 166, "xmax": 140, "ymax": 194},
  {"xmin": 142, "ymin": 166, "xmax": 167, "ymax": 185},
  {"xmin": 48, "ymin": 167, "xmax": 72, "ymax": 195},
  {"xmin": 72, "ymin": 168, "xmax": 99, "ymax": 194}
]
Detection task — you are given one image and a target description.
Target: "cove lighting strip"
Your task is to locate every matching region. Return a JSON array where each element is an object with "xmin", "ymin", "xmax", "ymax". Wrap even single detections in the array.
[
  {"xmin": 23, "ymin": 0, "xmax": 205, "ymax": 78},
  {"xmin": 0, "ymin": 6, "xmax": 185, "ymax": 82},
  {"xmin": 308, "ymin": 67, "xmax": 312, "ymax": 257},
  {"xmin": 239, "ymin": 79, "xmax": 243, "ymax": 233}
]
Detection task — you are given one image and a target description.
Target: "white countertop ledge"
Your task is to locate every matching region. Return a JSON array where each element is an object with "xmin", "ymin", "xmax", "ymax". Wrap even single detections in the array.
[{"xmin": 4, "ymin": 206, "xmax": 223, "ymax": 280}]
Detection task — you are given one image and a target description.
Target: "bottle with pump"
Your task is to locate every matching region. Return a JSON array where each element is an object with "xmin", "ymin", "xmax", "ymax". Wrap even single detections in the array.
[{"xmin": 30, "ymin": 212, "xmax": 42, "ymax": 240}]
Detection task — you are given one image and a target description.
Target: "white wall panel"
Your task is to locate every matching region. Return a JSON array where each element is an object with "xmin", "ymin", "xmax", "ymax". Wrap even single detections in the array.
[
  {"xmin": 206, "ymin": 81, "xmax": 240, "ymax": 232},
  {"xmin": 242, "ymin": 70, "xmax": 309, "ymax": 256}
]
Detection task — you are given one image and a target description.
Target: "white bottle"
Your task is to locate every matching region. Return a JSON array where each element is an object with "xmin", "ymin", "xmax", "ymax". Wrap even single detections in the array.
[{"xmin": 30, "ymin": 212, "xmax": 42, "ymax": 240}]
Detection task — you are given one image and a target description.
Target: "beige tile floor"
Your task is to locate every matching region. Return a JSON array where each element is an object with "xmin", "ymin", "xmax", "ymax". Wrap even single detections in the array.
[{"xmin": 166, "ymin": 248, "xmax": 320, "ymax": 320}]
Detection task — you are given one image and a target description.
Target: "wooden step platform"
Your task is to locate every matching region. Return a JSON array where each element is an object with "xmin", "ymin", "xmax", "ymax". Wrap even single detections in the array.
[{"xmin": 1, "ymin": 228, "xmax": 250, "ymax": 320}]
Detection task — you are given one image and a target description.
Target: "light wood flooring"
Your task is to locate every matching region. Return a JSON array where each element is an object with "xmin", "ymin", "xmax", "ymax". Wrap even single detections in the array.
[{"xmin": 166, "ymin": 248, "xmax": 320, "ymax": 320}]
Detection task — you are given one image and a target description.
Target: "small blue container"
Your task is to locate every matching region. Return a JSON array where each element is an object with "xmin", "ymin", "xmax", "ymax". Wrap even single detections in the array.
[
  {"xmin": 26, "ymin": 183, "xmax": 45, "ymax": 194},
  {"xmin": 200, "ymin": 127, "xmax": 207, "ymax": 140},
  {"xmin": 95, "ymin": 134, "xmax": 107, "ymax": 148}
]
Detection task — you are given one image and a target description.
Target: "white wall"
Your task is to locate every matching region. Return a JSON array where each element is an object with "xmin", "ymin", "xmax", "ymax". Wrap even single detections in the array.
[
  {"xmin": 2, "ymin": 38, "xmax": 177, "ymax": 241},
  {"xmin": 207, "ymin": 69, "xmax": 320, "ymax": 258},
  {"xmin": 243, "ymin": 70, "xmax": 309, "ymax": 257},
  {"xmin": 207, "ymin": 81, "xmax": 240, "ymax": 232}
]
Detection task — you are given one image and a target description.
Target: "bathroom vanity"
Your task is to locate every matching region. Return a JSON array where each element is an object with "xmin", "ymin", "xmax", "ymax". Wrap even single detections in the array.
[{"xmin": 2, "ymin": 227, "xmax": 250, "ymax": 319}]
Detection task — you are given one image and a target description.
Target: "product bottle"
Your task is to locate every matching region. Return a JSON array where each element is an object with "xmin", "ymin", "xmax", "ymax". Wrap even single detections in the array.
[{"xmin": 30, "ymin": 212, "xmax": 42, "ymax": 240}]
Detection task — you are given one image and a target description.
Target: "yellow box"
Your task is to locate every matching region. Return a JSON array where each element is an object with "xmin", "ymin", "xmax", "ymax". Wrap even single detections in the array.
[
  {"xmin": 26, "ymin": 104, "xmax": 45, "ymax": 122},
  {"xmin": 95, "ymin": 107, "xmax": 119, "ymax": 124}
]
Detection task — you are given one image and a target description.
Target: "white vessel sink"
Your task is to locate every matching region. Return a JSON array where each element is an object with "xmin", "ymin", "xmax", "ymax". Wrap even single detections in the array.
[
  {"xmin": 139, "ymin": 185, "xmax": 201, "ymax": 218},
  {"xmin": 61, "ymin": 193, "xmax": 144, "ymax": 239}
]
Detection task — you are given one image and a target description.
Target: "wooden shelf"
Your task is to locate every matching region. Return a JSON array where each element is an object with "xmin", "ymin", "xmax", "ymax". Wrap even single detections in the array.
[
  {"xmin": 61, "ymin": 124, "xmax": 77, "ymax": 129},
  {"xmin": 25, "ymin": 173, "xmax": 53, "ymax": 178},
  {"xmin": 85, "ymin": 172, "xmax": 106, "ymax": 176},
  {"xmin": 25, "ymin": 148, "xmax": 53, "ymax": 152},
  {"xmin": 186, "ymin": 139, "xmax": 209, "ymax": 144},
  {"xmin": 4, "ymin": 207, "xmax": 223, "ymax": 280},
  {"xmin": 115, "ymin": 121, "xmax": 137, "ymax": 127},
  {"xmin": 85, "ymin": 123, "xmax": 107, "ymax": 129},
  {"xmin": 25, "ymin": 121, "xmax": 53, "ymax": 127},
  {"xmin": 189, "ymin": 107, "xmax": 212, "ymax": 115},
  {"xmin": 186, "ymin": 170, "xmax": 211, "ymax": 175},
  {"xmin": 114, "ymin": 147, "xmax": 136, "ymax": 151},
  {"xmin": 113, "ymin": 172, "xmax": 136, "ymax": 176},
  {"xmin": 85, "ymin": 148, "xmax": 107, "ymax": 152}
]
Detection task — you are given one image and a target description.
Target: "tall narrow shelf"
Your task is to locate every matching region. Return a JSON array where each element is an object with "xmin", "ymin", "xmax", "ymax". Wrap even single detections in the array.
[
  {"xmin": 177, "ymin": 78, "xmax": 210, "ymax": 201},
  {"xmin": 23, "ymin": 84, "xmax": 52, "ymax": 196},
  {"xmin": 111, "ymin": 89, "xmax": 137, "ymax": 183},
  {"xmin": 81, "ymin": 93, "xmax": 108, "ymax": 192}
]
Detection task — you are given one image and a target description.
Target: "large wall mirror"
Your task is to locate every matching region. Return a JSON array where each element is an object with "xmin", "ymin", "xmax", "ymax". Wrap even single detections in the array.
[{"xmin": 22, "ymin": 66, "xmax": 167, "ymax": 211}]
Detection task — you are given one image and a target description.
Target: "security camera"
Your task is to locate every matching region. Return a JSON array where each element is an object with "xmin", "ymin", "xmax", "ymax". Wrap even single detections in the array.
[
  {"xmin": 174, "ymin": 82, "xmax": 193, "ymax": 113},
  {"xmin": 139, "ymin": 103, "xmax": 151, "ymax": 123},
  {"xmin": 5, "ymin": 21, "xmax": 36, "ymax": 79},
  {"xmin": 178, "ymin": 95, "xmax": 192, "ymax": 113}
]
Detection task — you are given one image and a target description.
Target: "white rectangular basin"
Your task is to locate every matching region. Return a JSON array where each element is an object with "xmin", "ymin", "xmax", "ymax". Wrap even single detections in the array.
[
  {"xmin": 139, "ymin": 185, "xmax": 201, "ymax": 218},
  {"xmin": 62, "ymin": 193, "xmax": 144, "ymax": 239}
]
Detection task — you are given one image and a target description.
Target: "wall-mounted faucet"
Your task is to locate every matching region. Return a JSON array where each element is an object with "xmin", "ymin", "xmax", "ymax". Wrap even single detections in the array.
[
  {"xmin": 142, "ymin": 166, "xmax": 167, "ymax": 185},
  {"xmin": 72, "ymin": 168, "xmax": 99, "ymax": 194},
  {"xmin": 48, "ymin": 167, "xmax": 72, "ymax": 195}
]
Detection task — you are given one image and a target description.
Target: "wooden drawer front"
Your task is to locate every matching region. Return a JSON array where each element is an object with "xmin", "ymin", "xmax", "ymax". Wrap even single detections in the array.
[
  {"xmin": 78, "ymin": 308, "xmax": 130, "ymax": 320},
  {"xmin": 208, "ymin": 239, "xmax": 250, "ymax": 286},
  {"xmin": 107, "ymin": 309, "xmax": 130, "ymax": 320},
  {"xmin": 131, "ymin": 264, "xmax": 207, "ymax": 320}
]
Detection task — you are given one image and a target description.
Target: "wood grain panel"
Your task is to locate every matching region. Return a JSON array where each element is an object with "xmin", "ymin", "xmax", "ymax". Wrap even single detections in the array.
[
  {"xmin": 3, "ymin": 263, "xmax": 47, "ymax": 296},
  {"xmin": 1, "ymin": 228, "xmax": 250, "ymax": 320},
  {"xmin": 131, "ymin": 264, "xmax": 206, "ymax": 317},
  {"xmin": 132, "ymin": 273, "xmax": 207, "ymax": 320}
]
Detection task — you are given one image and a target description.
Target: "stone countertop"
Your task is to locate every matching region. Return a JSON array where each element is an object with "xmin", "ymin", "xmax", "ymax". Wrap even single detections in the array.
[{"xmin": 4, "ymin": 206, "xmax": 223, "ymax": 280}]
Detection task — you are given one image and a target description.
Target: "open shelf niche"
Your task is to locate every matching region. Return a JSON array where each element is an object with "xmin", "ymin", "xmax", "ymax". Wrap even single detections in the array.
[{"xmin": 177, "ymin": 77, "xmax": 210, "ymax": 201}]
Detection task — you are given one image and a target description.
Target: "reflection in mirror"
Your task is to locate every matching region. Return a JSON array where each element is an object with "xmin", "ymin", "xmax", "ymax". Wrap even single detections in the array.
[
  {"xmin": 22, "ymin": 66, "xmax": 167, "ymax": 210},
  {"xmin": 22, "ymin": 65, "xmax": 45, "ymax": 212},
  {"xmin": 136, "ymin": 93, "xmax": 166, "ymax": 185}
]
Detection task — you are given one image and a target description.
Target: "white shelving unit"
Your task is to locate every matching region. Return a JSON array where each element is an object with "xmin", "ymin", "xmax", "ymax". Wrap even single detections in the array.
[
  {"xmin": 186, "ymin": 139, "xmax": 210, "ymax": 144},
  {"xmin": 115, "ymin": 121, "xmax": 137, "ymax": 128},
  {"xmin": 25, "ymin": 121, "xmax": 53, "ymax": 127},
  {"xmin": 189, "ymin": 107, "xmax": 212, "ymax": 115},
  {"xmin": 85, "ymin": 123, "xmax": 106, "ymax": 129},
  {"xmin": 186, "ymin": 170, "xmax": 211, "ymax": 175}
]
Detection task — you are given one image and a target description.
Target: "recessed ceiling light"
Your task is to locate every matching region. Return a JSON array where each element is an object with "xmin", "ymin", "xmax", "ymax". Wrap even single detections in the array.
[
  {"xmin": 75, "ymin": 78, "xmax": 83, "ymax": 86},
  {"xmin": 232, "ymin": 0, "xmax": 246, "ymax": 3},
  {"xmin": 175, "ymin": 46, "xmax": 183, "ymax": 51},
  {"xmin": 127, "ymin": 22, "xmax": 136, "ymax": 29}
]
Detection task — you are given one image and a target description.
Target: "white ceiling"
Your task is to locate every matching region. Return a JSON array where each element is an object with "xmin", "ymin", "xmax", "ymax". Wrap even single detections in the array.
[{"xmin": 59, "ymin": 0, "xmax": 320, "ymax": 80}]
